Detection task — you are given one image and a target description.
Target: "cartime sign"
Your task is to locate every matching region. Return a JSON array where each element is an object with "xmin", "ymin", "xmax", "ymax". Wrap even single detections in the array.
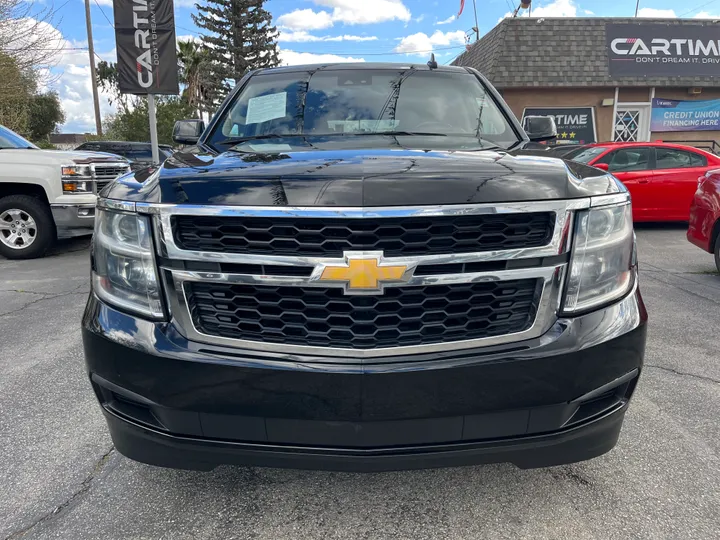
[
  {"xmin": 113, "ymin": 0, "xmax": 179, "ymax": 95},
  {"xmin": 607, "ymin": 23, "xmax": 720, "ymax": 77},
  {"xmin": 522, "ymin": 107, "xmax": 597, "ymax": 144}
]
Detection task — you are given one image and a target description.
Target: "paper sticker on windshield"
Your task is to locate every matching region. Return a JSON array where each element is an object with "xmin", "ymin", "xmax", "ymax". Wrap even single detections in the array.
[{"xmin": 246, "ymin": 92, "xmax": 287, "ymax": 125}]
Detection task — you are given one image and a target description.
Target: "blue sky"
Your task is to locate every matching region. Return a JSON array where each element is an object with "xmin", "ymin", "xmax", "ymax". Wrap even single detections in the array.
[{"xmin": 31, "ymin": 0, "xmax": 720, "ymax": 132}]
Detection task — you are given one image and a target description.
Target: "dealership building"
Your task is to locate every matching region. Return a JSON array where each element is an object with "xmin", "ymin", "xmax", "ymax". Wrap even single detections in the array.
[{"xmin": 453, "ymin": 17, "xmax": 720, "ymax": 149}]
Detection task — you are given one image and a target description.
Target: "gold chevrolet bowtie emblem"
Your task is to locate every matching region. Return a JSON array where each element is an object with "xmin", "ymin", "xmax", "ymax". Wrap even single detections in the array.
[{"xmin": 318, "ymin": 253, "xmax": 410, "ymax": 294}]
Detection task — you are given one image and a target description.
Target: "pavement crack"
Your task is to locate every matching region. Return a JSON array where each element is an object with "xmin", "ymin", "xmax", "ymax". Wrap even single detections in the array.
[
  {"xmin": 0, "ymin": 289, "xmax": 49, "ymax": 296},
  {"xmin": 0, "ymin": 287, "xmax": 89, "ymax": 318},
  {"xmin": 644, "ymin": 364, "xmax": 720, "ymax": 385},
  {"xmin": 3, "ymin": 446, "xmax": 115, "ymax": 540}
]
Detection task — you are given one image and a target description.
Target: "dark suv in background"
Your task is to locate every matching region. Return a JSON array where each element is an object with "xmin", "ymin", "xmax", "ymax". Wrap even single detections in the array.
[{"xmin": 75, "ymin": 141, "xmax": 174, "ymax": 170}]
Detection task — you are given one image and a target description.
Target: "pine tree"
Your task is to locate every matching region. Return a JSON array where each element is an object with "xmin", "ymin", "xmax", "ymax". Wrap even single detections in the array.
[{"xmin": 192, "ymin": 0, "xmax": 280, "ymax": 105}]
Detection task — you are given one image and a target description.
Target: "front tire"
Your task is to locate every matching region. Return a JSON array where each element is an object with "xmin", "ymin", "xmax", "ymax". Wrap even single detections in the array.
[
  {"xmin": 0, "ymin": 195, "xmax": 56, "ymax": 259},
  {"xmin": 715, "ymin": 236, "xmax": 720, "ymax": 274}
]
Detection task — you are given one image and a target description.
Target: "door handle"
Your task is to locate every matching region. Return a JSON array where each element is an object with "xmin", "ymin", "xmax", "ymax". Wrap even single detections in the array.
[{"xmin": 638, "ymin": 179, "xmax": 649, "ymax": 184}]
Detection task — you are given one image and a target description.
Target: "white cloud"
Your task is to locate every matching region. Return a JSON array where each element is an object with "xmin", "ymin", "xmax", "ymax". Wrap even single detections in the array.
[
  {"xmin": 414, "ymin": 15, "xmax": 425, "ymax": 23},
  {"xmin": 694, "ymin": 11, "xmax": 720, "ymax": 18},
  {"xmin": 316, "ymin": 0, "xmax": 411, "ymax": 25},
  {"xmin": 583, "ymin": 10, "xmax": 594, "ymax": 15},
  {"xmin": 501, "ymin": 0, "xmax": 578, "ymax": 20},
  {"xmin": 637, "ymin": 8, "xmax": 677, "ymax": 18},
  {"xmin": 17, "ymin": 18, "xmax": 117, "ymax": 133},
  {"xmin": 279, "ymin": 31, "xmax": 377, "ymax": 42},
  {"xmin": 436, "ymin": 15, "xmax": 456, "ymax": 25},
  {"xmin": 278, "ymin": 50, "xmax": 365, "ymax": 66},
  {"xmin": 176, "ymin": 34, "xmax": 201, "ymax": 44},
  {"xmin": 277, "ymin": 9, "xmax": 334, "ymax": 31},
  {"xmin": 277, "ymin": 0, "xmax": 411, "ymax": 32},
  {"xmin": 394, "ymin": 30, "xmax": 466, "ymax": 54}
]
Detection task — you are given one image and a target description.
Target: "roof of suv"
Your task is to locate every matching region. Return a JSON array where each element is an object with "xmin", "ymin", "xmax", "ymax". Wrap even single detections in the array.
[{"xmin": 256, "ymin": 62, "xmax": 470, "ymax": 75}]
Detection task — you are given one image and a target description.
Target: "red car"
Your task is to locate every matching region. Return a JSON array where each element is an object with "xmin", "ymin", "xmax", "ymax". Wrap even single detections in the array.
[
  {"xmin": 569, "ymin": 142, "xmax": 720, "ymax": 222},
  {"xmin": 688, "ymin": 170, "xmax": 720, "ymax": 272}
]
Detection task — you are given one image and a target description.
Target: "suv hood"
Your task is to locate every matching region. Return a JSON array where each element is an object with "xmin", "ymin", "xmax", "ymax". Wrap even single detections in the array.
[{"xmin": 104, "ymin": 147, "xmax": 623, "ymax": 206}]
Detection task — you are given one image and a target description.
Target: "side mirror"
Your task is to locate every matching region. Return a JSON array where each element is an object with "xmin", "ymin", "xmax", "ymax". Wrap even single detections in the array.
[
  {"xmin": 522, "ymin": 115, "xmax": 557, "ymax": 142},
  {"xmin": 593, "ymin": 163, "xmax": 610, "ymax": 172},
  {"xmin": 173, "ymin": 119, "xmax": 205, "ymax": 145}
]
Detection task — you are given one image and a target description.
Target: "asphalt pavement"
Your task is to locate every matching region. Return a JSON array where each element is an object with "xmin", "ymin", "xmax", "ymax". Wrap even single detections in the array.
[{"xmin": 1, "ymin": 226, "xmax": 719, "ymax": 540}]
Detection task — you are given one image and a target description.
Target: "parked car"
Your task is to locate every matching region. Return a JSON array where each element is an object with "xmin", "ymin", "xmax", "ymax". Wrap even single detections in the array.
[
  {"xmin": 0, "ymin": 125, "xmax": 130, "ymax": 259},
  {"xmin": 569, "ymin": 141, "xmax": 720, "ymax": 222},
  {"xmin": 75, "ymin": 141, "xmax": 174, "ymax": 170},
  {"xmin": 688, "ymin": 169, "xmax": 720, "ymax": 272},
  {"xmin": 83, "ymin": 63, "xmax": 646, "ymax": 472}
]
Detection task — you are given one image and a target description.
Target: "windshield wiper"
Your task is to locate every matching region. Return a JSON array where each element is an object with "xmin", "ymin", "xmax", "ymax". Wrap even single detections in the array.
[
  {"xmin": 217, "ymin": 134, "xmax": 309, "ymax": 145},
  {"xmin": 342, "ymin": 131, "xmax": 448, "ymax": 137}
]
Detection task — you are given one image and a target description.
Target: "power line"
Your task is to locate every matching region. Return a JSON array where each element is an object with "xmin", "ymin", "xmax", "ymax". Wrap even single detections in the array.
[
  {"xmin": 92, "ymin": 0, "xmax": 115, "ymax": 28},
  {"xmin": 679, "ymin": 0, "xmax": 720, "ymax": 16}
]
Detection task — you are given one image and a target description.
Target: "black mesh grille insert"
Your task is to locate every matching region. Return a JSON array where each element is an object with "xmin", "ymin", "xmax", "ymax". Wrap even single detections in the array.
[
  {"xmin": 187, "ymin": 280, "xmax": 541, "ymax": 350},
  {"xmin": 173, "ymin": 213, "xmax": 555, "ymax": 257}
]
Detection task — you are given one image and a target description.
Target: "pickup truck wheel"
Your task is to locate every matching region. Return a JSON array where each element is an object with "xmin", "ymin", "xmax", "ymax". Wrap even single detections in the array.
[
  {"xmin": 715, "ymin": 238, "xmax": 720, "ymax": 274},
  {"xmin": 0, "ymin": 195, "xmax": 55, "ymax": 259}
]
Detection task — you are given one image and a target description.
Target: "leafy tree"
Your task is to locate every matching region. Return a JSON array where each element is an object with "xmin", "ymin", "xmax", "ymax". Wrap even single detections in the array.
[
  {"xmin": 27, "ymin": 92, "xmax": 65, "ymax": 142},
  {"xmin": 192, "ymin": 0, "xmax": 280, "ymax": 105},
  {"xmin": 177, "ymin": 40, "xmax": 211, "ymax": 119},
  {"xmin": 104, "ymin": 98, "xmax": 196, "ymax": 145},
  {"xmin": 0, "ymin": 52, "xmax": 64, "ymax": 142},
  {"xmin": 97, "ymin": 60, "xmax": 141, "ymax": 114}
]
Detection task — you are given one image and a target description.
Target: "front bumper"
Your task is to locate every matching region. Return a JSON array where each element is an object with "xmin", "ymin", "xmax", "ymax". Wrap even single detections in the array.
[
  {"xmin": 51, "ymin": 203, "xmax": 96, "ymax": 238},
  {"xmin": 82, "ymin": 289, "xmax": 647, "ymax": 472}
]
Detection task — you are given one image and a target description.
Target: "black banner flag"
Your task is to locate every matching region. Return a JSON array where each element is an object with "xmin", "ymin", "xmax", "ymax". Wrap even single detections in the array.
[{"xmin": 112, "ymin": 0, "xmax": 179, "ymax": 95}]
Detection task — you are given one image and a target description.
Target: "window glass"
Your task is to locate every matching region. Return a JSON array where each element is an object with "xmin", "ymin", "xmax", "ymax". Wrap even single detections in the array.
[
  {"xmin": 596, "ymin": 148, "xmax": 652, "ymax": 173},
  {"xmin": 569, "ymin": 146, "xmax": 607, "ymax": 164},
  {"xmin": 0, "ymin": 126, "xmax": 38, "ymax": 149},
  {"xmin": 127, "ymin": 149, "xmax": 153, "ymax": 161},
  {"xmin": 655, "ymin": 148, "xmax": 706, "ymax": 169},
  {"xmin": 209, "ymin": 69, "xmax": 520, "ymax": 150}
]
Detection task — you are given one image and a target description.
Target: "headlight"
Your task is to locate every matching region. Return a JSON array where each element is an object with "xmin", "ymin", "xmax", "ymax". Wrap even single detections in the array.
[
  {"xmin": 92, "ymin": 208, "xmax": 164, "ymax": 319},
  {"xmin": 562, "ymin": 202, "xmax": 635, "ymax": 313},
  {"xmin": 62, "ymin": 165, "xmax": 93, "ymax": 194}
]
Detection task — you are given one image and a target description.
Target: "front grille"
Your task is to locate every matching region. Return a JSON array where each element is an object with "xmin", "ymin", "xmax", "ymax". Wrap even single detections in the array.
[
  {"xmin": 94, "ymin": 165, "xmax": 130, "ymax": 180},
  {"xmin": 173, "ymin": 213, "xmax": 555, "ymax": 257},
  {"xmin": 186, "ymin": 279, "xmax": 541, "ymax": 350}
]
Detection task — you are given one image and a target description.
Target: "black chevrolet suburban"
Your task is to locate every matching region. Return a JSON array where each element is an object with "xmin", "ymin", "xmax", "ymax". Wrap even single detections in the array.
[{"xmin": 82, "ymin": 63, "xmax": 647, "ymax": 472}]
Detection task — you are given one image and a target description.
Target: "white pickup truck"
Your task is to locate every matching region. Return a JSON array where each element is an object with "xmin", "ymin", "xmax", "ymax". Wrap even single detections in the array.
[{"xmin": 0, "ymin": 125, "xmax": 130, "ymax": 259}]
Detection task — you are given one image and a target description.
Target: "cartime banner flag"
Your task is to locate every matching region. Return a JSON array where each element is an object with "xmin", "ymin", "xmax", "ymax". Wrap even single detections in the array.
[{"xmin": 113, "ymin": 0, "xmax": 179, "ymax": 95}]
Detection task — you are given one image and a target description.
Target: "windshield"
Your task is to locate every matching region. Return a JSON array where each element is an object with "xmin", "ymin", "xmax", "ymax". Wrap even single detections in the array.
[
  {"xmin": 0, "ymin": 126, "xmax": 38, "ymax": 150},
  {"xmin": 206, "ymin": 69, "xmax": 521, "ymax": 152},
  {"xmin": 570, "ymin": 146, "xmax": 607, "ymax": 164}
]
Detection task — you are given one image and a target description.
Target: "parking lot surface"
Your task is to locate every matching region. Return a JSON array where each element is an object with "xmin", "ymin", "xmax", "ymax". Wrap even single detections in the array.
[{"xmin": 1, "ymin": 227, "xmax": 719, "ymax": 540}]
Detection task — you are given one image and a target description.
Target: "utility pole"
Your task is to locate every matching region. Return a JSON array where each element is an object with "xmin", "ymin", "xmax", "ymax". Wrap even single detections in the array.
[
  {"xmin": 472, "ymin": 0, "xmax": 480, "ymax": 41},
  {"xmin": 84, "ymin": 0, "xmax": 103, "ymax": 137}
]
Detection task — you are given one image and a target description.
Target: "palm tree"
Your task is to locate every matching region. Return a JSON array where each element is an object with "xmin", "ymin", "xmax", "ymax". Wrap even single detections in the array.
[{"xmin": 177, "ymin": 40, "xmax": 209, "ymax": 120}]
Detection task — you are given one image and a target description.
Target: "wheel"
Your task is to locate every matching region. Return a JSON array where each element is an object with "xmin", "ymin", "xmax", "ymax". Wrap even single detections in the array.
[
  {"xmin": 0, "ymin": 195, "xmax": 56, "ymax": 259},
  {"xmin": 715, "ymin": 236, "xmax": 720, "ymax": 274}
]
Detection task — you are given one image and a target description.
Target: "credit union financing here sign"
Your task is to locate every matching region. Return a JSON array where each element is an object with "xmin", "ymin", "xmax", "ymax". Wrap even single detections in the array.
[
  {"xmin": 651, "ymin": 98, "xmax": 720, "ymax": 132},
  {"xmin": 522, "ymin": 107, "xmax": 596, "ymax": 144},
  {"xmin": 607, "ymin": 24, "xmax": 720, "ymax": 77}
]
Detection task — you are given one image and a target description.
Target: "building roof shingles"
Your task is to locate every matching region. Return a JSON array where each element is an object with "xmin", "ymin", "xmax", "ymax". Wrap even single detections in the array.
[{"xmin": 452, "ymin": 17, "xmax": 720, "ymax": 88}]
